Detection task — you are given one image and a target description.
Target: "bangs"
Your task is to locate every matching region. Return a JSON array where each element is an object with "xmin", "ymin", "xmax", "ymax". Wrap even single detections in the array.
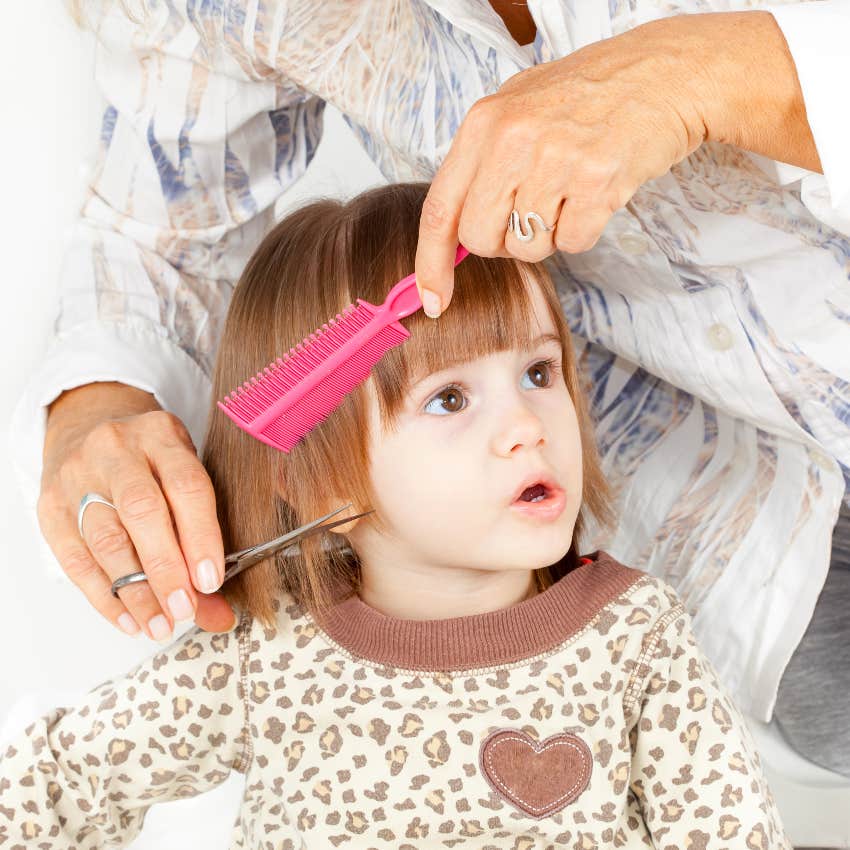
[{"xmin": 368, "ymin": 255, "xmax": 561, "ymax": 429}]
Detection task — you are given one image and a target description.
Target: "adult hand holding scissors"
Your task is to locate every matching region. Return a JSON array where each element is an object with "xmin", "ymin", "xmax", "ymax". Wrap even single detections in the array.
[
  {"xmin": 38, "ymin": 383, "xmax": 237, "ymax": 641},
  {"xmin": 414, "ymin": 11, "xmax": 821, "ymax": 318}
]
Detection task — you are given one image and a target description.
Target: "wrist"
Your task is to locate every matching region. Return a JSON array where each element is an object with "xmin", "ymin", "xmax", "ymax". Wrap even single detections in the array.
[
  {"xmin": 696, "ymin": 12, "xmax": 787, "ymax": 145},
  {"xmin": 44, "ymin": 381, "xmax": 160, "ymax": 455},
  {"xmin": 646, "ymin": 11, "xmax": 820, "ymax": 172}
]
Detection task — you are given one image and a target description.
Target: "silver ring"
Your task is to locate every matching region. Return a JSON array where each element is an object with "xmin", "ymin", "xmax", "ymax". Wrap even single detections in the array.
[
  {"xmin": 77, "ymin": 493, "xmax": 147, "ymax": 599},
  {"xmin": 77, "ymin": 491, "xmax": 117, "ymax": 538},
  {"xmin": 507, "ymin": 209, "xmax": 555, "ymax": 243},
  {"xmin": 110, "ymin": 572, "xmax": 150, "ymax": 598}
]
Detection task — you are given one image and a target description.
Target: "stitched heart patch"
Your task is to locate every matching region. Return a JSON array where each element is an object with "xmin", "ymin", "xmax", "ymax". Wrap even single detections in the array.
[{"xmin": 479, "ymin": 728, "xmax": 593, "ymax": 819}]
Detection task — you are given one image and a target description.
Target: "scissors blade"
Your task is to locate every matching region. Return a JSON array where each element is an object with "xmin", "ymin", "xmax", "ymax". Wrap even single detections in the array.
[
  {"xmin": 222, "ymin": 506, "xmax": 374, "ymax": 583},
  {"xmin": 224, "ymin": 502, "xmax": 353, "ymax": 566}
]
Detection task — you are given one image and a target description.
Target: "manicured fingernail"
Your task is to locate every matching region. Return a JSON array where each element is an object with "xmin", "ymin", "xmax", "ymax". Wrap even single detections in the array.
[
  {"xmin": 148, "ymin": 614, "xmax": 172, "ymax": 643},
  {"xmin": 197, "ymin": 558, "xmax": 220, "ymax": 594},
  {"xmin": 118, "ymin": 613, "xmax": 140, "ymax": 636},
  {"xmin": 421, "ymin": 289, "xmax": 441, "ymax": 319},
  {"xmin": 167, "ymin": 589, "xmax": 194, "ymax": 622}
]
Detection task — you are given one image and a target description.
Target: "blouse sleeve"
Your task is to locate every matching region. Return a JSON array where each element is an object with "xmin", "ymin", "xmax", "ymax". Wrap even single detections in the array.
[
  {"xmin": 762, "ymin": 1, "xmax": 850, "ymax": 236},
  {"xmin": 624, "ymin": 599, "xmax": 792, "ymax": 848},
  {"xmin": 7, "ymin": 6, "xmax": 325, "ymax": 567},
  {"xmin": 0, "ymin": 618, "xmax": 251, "ymax": 847}
]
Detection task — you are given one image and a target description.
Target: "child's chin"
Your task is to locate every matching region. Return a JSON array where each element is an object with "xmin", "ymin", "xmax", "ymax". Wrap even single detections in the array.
[{"xmin": 492, "ymin": 538, "xmax": 574, "ymax": 571}]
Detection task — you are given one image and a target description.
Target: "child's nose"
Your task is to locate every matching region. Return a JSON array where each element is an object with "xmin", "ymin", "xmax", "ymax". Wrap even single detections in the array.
[{"xmin": 491, "ymin": 403, "xmax": 546, "ymax": 456}]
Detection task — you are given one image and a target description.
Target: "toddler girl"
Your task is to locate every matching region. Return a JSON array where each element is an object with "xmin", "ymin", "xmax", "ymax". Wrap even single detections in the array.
[{"xmin": 0, "ymin": 182, "xmax": 789, "ymax": 848}]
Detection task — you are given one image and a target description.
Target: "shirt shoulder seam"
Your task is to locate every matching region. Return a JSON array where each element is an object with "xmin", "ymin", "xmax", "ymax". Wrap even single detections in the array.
[{"xmin": 622, "ymin": 601, "xmax": 686, "ymax": 718}]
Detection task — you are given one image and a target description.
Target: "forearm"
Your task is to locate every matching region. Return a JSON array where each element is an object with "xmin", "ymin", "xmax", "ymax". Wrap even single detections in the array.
[{"xmin": 647, "ymin": 11, "xmax": 823, "ymax": 173}]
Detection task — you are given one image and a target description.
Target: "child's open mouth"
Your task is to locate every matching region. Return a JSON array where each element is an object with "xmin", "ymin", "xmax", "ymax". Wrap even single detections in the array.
[
  {"xmin": 509, "ymin": 477, "xmax": 567, "ymax": 521},
  {"xmin": 518, "ymin": 484, "xmax": 548, "ymax": 502}
]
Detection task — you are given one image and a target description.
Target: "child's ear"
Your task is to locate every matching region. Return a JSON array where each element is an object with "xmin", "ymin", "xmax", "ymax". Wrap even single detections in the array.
[
  {"xmin": 275, "ymin": 468, "xmax": 368, "ymax": 535},
  {"xmin": 323, "ymin": 500, "xmax": 369, "ymax": 536},
  {"xmin": 325, "ymin": 517, "xmax": 358, "ymax": 536}
]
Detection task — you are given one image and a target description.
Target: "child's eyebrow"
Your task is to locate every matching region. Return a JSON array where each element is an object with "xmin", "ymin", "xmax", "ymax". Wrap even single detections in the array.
[
  {"xmin": 521, "ymin": 332, "xmax": 563, "ymax": 353},
  {"xmin": 407, "ymin": 333, "xmax": 563, "ymax": 390}
]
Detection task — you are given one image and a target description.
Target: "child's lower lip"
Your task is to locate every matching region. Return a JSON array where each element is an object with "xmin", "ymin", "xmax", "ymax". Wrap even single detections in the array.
[{"xmin": 509, "ymin": 488, "xmax": 566, "ymax": 521}]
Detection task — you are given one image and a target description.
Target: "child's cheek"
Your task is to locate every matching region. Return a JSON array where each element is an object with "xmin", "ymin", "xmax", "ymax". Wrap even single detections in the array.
[{"xmin": 382, "ymin": 451, "xmax": 476, "ymax": 531}]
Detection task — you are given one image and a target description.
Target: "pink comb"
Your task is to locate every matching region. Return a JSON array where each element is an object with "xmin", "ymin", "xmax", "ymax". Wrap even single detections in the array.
[{"xmin": 217, "ymin": 244, "xmax": 471, "ymax": 452}]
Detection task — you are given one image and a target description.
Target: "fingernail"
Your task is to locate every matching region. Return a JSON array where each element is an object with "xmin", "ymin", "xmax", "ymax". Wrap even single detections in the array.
[
  {"xmin": 118, "ymin": 613, "xmax": 141, "ymax": 636},
  {"xmin": 167, "ymin": 588, "xmax": 194, "ymax": 622},
  {"xmin": 148, "ymin": 614, "xmax": 172, "ymax": 643},
  {"xmin": 197, "ymin": 558, "xmax": 220, "ymax": 594},
  {"xmin": 421, "ymin": 289, "xmax": 441, "ymax": 319}
]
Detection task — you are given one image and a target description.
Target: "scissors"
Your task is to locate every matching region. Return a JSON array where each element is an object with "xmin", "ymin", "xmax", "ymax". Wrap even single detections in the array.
[{"xmin": 109, "ymin": 502, "xmax": 374, "ymax": 599}]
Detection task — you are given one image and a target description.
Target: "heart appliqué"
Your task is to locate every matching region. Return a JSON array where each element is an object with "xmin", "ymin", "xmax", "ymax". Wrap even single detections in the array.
[{"xmin": 479, "ymin": 728, "xmax": 593, "ymax": 819}]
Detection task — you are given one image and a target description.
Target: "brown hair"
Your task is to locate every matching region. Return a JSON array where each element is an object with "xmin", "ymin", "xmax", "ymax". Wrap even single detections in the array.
[{"xmin": 202, "ymin": 182, "xmax": 613, "ymax": 628}]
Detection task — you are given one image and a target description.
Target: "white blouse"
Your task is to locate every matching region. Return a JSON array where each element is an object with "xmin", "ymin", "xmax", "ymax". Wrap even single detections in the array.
[{"xmin": 9, "ymin": 0, "xmax": 850, "ymax": 722}]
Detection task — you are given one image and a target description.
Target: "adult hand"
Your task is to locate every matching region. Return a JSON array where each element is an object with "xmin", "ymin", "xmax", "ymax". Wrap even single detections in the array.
[
  {"xmin": 413, "ymin": 13, "xmax": 717, "ymax": 318},
  {"xmin": 37, "ymin": 382, "xmax": 236, "ymax": 642}
]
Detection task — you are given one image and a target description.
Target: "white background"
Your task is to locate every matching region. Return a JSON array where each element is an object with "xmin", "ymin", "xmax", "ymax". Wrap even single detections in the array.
[{"xmin": 1, "ymin": 4, "xmax": 849, "ymax": 848}]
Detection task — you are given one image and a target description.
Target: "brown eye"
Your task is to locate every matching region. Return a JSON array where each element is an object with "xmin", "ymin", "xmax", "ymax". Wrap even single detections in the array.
[
  {"xmin": 424, "ymin": 386, "xmax": 466, "ymax": 415},
  {"xmin": 524, "ymin": 361, "xmax": 551, "ymax": 388},
  {"xmin": 439, "ymin": 388, "xmax": 464, "ymax": 412}
]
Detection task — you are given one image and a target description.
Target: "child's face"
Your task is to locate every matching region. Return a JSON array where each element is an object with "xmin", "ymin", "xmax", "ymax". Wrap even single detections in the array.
[{"xmin": 348, "ymin": 275, "xmax": 583, "ymax": 574}]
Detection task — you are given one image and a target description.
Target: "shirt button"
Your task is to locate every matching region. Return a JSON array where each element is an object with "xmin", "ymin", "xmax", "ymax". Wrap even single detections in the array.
[
  {"xmin": 706, "ymin": 323, "xmax": 733, "ymax": 351},
  {"xmin": 617, "ymin": 232, "xmax": 650, "ymax": 255}
]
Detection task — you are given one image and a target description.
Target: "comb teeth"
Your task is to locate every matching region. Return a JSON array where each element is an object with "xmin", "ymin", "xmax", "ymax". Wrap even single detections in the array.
[
  {"xmin": 262, "ymin": 323, "xmax": 409, "ymax": 451},
  {"xmin": 217, "ymin": 301, "xmax": 409, "ymax": 452},
  {"xmin": 220, "ymin": 302, "xmax": 367, "ymax": 422}
]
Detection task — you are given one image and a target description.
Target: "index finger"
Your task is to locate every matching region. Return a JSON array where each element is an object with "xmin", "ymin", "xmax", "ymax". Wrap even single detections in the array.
[
  {"xmin": 415, "ymin": 144, "xmax": 479, "ymax": 318},
  {"xmin": 151, "ymin": 444, "xmax": 227, "ymax": 597}
]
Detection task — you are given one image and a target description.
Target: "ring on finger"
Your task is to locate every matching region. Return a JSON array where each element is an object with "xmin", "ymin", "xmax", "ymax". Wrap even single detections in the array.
[
  {"xmin": 506, "ymin": 209, "xmax": 556, "ymax": 243},
  {"xmin": 77, "ymin": 491, "xmax": 117, "ymax": 538},
  {"xmin": 77, "ymin": 492, "xmax": 149, "ymax": 600},
  {"xmin": 110, "ymin": 571, "xmax": 150, "ymax": 598}
]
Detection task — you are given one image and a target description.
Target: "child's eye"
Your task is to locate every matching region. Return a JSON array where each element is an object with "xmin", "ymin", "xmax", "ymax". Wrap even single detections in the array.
[
  {"xmin": 423, "ymin": 387, "xmax": 466, "ymax": 416},
  {"xmin": 521, "ymin": 357, "xmax": 559, "ymax": 389},
  {"xmin": 422, "ymin": 358, "xmax": 561, "ymax": 416}
]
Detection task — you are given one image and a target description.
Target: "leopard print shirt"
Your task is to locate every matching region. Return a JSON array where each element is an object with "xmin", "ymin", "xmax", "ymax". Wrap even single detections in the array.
[{"xmin": 0, "ymin": 552, "xmax": 790, "ymax": 848}]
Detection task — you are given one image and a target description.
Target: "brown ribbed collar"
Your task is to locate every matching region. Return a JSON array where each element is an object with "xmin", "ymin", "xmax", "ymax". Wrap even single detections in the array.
[{"xmin": 311, "ymin": 551, "xmax": 643, "ymax": 671}]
